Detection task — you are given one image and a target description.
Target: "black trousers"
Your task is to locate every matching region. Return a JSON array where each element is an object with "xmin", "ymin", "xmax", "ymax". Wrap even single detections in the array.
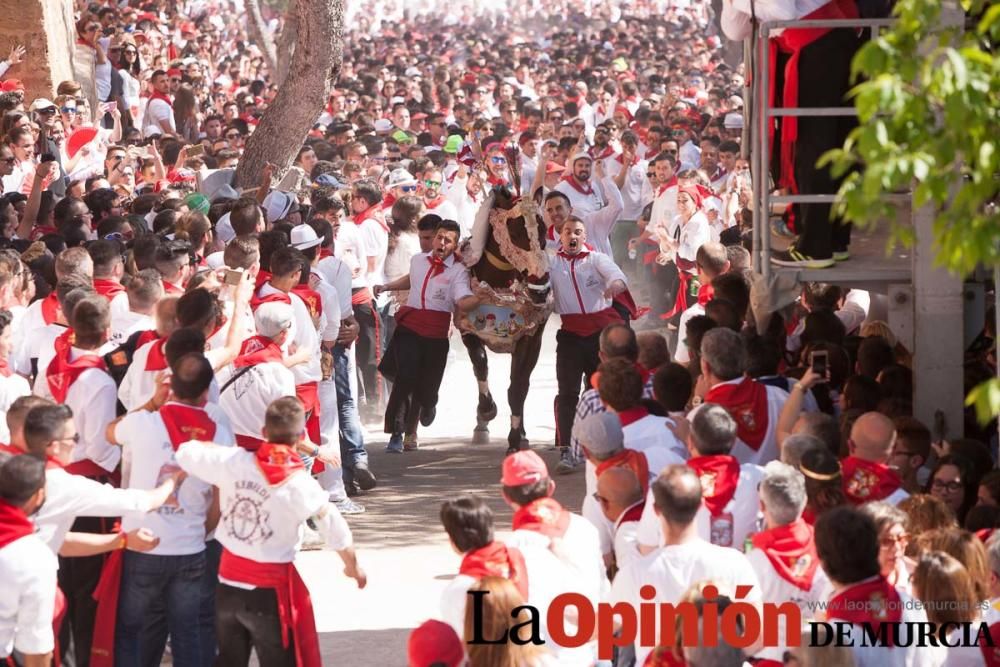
[
  {"xmin": 647, "ymin": 262, "xmax": 679, "ymax": 320},
  {"xmin": 555, "ymin": 328, "xmax": 601, "ymax": 447},
  {"xmin": 774, "ymin": 27, "xmax": 861, "ymax": 258},
  {"xmin": 461, "ymin": 318, "xmax": 547, "ymax": 420},
  {"xmin": 215, "ymin": 584, "xmax": 295, "ymax": 667},
  {"xmin": 352, "ymin": 297, "xmax": 381, "ymax": 408},
  {"xmin": 58, "ymin": 515, "xmax": 115, "ymax": 667},
  {"xmin": 380, "ymin": 327, "xmax": 448, "ymax": 434}
]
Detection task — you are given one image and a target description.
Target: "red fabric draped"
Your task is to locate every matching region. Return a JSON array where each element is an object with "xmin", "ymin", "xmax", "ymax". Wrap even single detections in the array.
[
  {"xmin": 250, "ymin": 290, "xmax": 292, "ymax": 312},
  {"xmin": 0, "ymin": 500, "xmax": 34, "ymax": 549},
  {"xmin": 41, "ymin": 292, "xmax": 60, "ymax": 325},
  {"xmin": 826, "ymin": 576, "xmax": 902, "ymax": 646},
  {"xmin": 46, "ymin": 332, "xmax": 107, "ymax": 403},
  {"xmin": 159, "ymin": 403, "xmax": 217, "ymax": 450},
  {"xmin": 560, "ymin": 174, "xmax": 594, "ymax": 196},
  {"xmin": 980, "ymin": 621, "xmax": 1000, "ymax": 667},
  {"xmin": 459, "ymin": 541, "xmax": 530, "ymax": 600},
  {"xmin": 618, "ymin": 406, "xmax": 649, "ymax": 428},
  {"xmin": 290, "ymin": 285, "xmax": 323, "ymax": 321},
  {"xmin": 394, "ymin": 305, "xmax": 451, "ymax": 339},
  {"xmin": 511, "ymin": 498, "xmax": 570, "ymax": 538},
  {"xmin": 254, "ymin": 443, "xmax": 306, "ymax": 486},
  {"xmin": 144, "ymin": 337, "xmax": 168, "ymax": 371},
  {"xmin": 93, "ymin": 278, "xmax": 125, "ymax": 301},
  {"xmin": 595, "ymin": 449, "xmax": 650, "ymax": 495},
  {"xmin": 89, "ymin": 548, "xmax": 124, "ymax": 667},
  {"xmin": 704, "ymin": 378, "xmax": 769, "ymax": 451},
  {"xmin": 687, "ymin": 455, "xmax": 740, "ymax": 517},
  {"xmin": 233, "ymin": 335, "xmax": 284, "ymax": 368},
  {"xmin": 751, "ymin": 518, "xmax": 820, "ymax": 591},
  {"xmin": 841, "ymin": 456, "xmax": 903, "ymax": 505}
]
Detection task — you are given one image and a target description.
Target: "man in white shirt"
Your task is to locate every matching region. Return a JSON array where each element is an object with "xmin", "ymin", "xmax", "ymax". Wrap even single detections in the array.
[
  {"xmin": 609, "ymin": 464, "xmax": 763, "ymax": 666},
  {"xmin": 0, "ymin": 310, "xmax": 30, "ymax": 444},
  {"xmin": 636, "ymin": 404, "xmax": 764, "ymax": 552},
  {"xmin": 419, "ymin": 167, "xmax": 458, "ymax": 221},
  {"xmin": 106, "ymin": 353, "xmax": 235, "ymax": 666},
  {"xmin": 117, "ymin": 295, "xmax": 180, "ymax": 411},
  {"xmin": 675, "ymin": 242, "xmax": 730, "ymax": 365},
  {"xmin": 747, "ymin": 461, "xmax": 832, "ymax": 664},
  {"xmin": 142, "ymin": 70, "xmax": 175, "ymax": 137},
  {"xmin": 0, "ymin": 455, "xmax": 57, "ymax": 666},
  {"xmin": 88, "ymin": 239, "xmax": 130, "ymax": 320},
  {"xmin": 175, "ymin": 397, "xmax": 366, "ymax": 666},
  {"xmin": 108, "ymin": 268, "xmax": 162, "ymax": 347},
  {"xmin": 596, "ymin": 465, "xmax": 646, "ymax": 575}
]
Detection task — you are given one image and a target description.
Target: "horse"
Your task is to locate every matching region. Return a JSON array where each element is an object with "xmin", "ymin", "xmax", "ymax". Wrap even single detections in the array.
[{"xmin": 457, "ymin": 183, "xmax": 552, "ymax": 454}]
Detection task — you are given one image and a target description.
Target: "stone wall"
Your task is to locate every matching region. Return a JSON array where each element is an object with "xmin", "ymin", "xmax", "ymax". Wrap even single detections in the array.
[{"xmin": 0, "ymin": 0, "xmax": 76, "ymax": 100}]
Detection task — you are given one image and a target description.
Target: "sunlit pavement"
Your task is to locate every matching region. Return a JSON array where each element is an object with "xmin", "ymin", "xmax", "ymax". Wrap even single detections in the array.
[{"xmin": 295, "ymin": 322, "xmax": 587, "ymax": 665}]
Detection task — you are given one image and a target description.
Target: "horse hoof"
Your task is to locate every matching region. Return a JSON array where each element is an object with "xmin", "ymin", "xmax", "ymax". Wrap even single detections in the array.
[
  {"xmin": 472, "ymin": 425, "xmax": 490, "ymax": 445},
  {"xmin": 507, "ymin": 428, "xmax": 529, "ymax": 452},
  {"xmin": 477, "ymin": 394, "xmax": 498, "ymax": 422}
]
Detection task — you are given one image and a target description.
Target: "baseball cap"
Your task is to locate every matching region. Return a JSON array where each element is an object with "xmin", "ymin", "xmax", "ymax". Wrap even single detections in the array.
[
  {"xmin": 0, "ymin": 79, "xmax": 24, "ymax": 92},
  {"xmin": 254, "ymin": 301, "xmax": 294, "ymax": 339},
  {"xmin": 407, "ymin": 620, "xmax": 464, "ymax": 667},
  {"xmin": 290, "ymin": 224, "xmax": 322, "ymax": 250},
  {"xmin": 501, "ymin": 451, "xmax": 550, "ymax": 487},
  {"xmin": 570, "ymin": 151, "xmax": 593, "ymax": 164},
  {"xmin": 387, "ymin": 168, "xmax": 417, "ymax": 189},
  {"xmin": 374, "ymin": 118, "xmax": 394, "ymax": 134},
  {"xmin": 545, "ymin": 161, "xmax": 566, "ymax": 174},
  {"xmin": 571, "ymin": 412, "xmax": 624, "ymax": 457},
  {"xmin": 29, "ymin": 98, "xmax": 57, "ymax": 112},
  {"xmin": 263, "ymin": 190, "xmax": 295, "ymax": 223},
  {"xmin": 443, "ymin": 135, "xmax": 463, "ymax": 154},
  {"xmin": 313, "ymin": 173, "xmax": 346, "ymax": 189},
  {"xmin": 184, "ymin": 192, "xmax": 210, "ymax": 215},
  {"xmin": 723, "ymin": 112, "xmax": 744, "ymax": 130},
  {"xmin": 391, "ymin": 130, "xmax": 415, "ymax": 145}
]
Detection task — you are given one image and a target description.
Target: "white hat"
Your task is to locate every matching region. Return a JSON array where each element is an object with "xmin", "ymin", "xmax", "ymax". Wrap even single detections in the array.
[
  {"xmin": 29, "ymin": 98, "xmax": 57, "ymax": 112},
  {"xmin": 386, "ymin": 168, "xmax": 417, "ymax": 189},
  {"xmin": 723, "ymin": 113, "xmax": 744, "ymax": 130},
  {"xmin": 290, "ymin": 223, "xmax": 322, "ymax": 250},
  {"xmin": 404, "ymin": 66, "xmax": 421, "ymax": 78},
  {"xmin": 728, "ymin": 95, "xmax": 745, "ymax": 109},
  {"xmin": 374, "ymin": 118, "xmax": 394, "ymax": 134},
  {"xmin": 254, "ymin": 301, "xmax": 294, "ymax": 339},
  {"xmin": 570, "ymin": 151, "xmax": 593, "ymax": 164},
  {"xmin": 215, "ymin": 212, "xmax": 235, "ymax": 244},
  {"xmin": 263, "ymin": 190, "xmax": 295, "ymax": 223}
]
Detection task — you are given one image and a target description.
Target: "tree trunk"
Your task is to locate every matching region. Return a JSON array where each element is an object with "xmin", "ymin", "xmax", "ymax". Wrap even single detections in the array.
[
  {"xmin": 233, "ymin": 0, "xmax": 343, "ymax": 190},
  {"xmin": 275, "ymin": 0, "xmax": 299, "ymax": 88},
  {"xmin": 245, "ymin": 0, "xmax": 278, "ymax": 74}
]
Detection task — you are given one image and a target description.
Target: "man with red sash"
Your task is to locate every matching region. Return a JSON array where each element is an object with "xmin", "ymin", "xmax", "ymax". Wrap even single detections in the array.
[
  {"xmin": 698, "ymin": 327, "xmax": 788, "ymax": 465},
  {"xmin": 438, "ymin": 495, "xmax": 583, "ymax": 661},
  {"xmin": 842, "ymin": 412, "xmax": 909, "ymax": 506},
  {"xmin": 500, "ymin": 451, "xmax": 607, "ymax": 608},
  {"xmin": 596, "ymin": 466, "xmax": 646, "ymax": 575},
  {"xmin": 609, "ymin": 465, "xmax": 762, "ymax": 667},
  {"xmin": 101, "ymin": 353, "xmax": 234, "ymax": 666},
  {"xmin": 348, "ymin": 180, "xmax": 389, "ymax": 421},
  {"xmin": 0, "ymin": 456, "xmax": 58, "ymax": 667},
  {"xmin": 636, "ymin": 404, "xmax": 764, "ymax": 553},
  {"xmin": 674, "ymin": 242, "xmax": 729, "ymax": 365},
  {"xmin": 218, "ymin": 301, "xmax": 297, "ymax": 452},
  {"xmin": 154, "ymin": 240, "xmax": 193, "ymax": 296},
  {"xmin": 88, "ymin": 239, "xmax": 129, "ymax": 320},
  {"xmin": 142, "ymin": 70, "xmax": 176, "ymax": 137},
  {"xmin": 747, "ymin": 461, "xmax": 831, "ymax": 665},
  {"xmin": 815, "ymin": 506, "xmax": 935, "ymax": 666},
  {"xmin": 117, "ymin": 295, "xmax": 180, "ymax": 411},
  {"xmin": 175, "ymin": 397, "xmax": 365, "ymax": 667},
  {"xmin": 550, "ymin": 217, "xmax": 628, "ymax": 457},
  {"xmin": 374, "ymin": 220, "xmax": 478, "ymax": 453},
  {"xmin": 721, "ymin": 0, "xmax": 862, "ymax": 268}
]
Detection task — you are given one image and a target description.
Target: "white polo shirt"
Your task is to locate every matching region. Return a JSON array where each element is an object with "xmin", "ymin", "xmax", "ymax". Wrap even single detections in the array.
[
  {"xmin": 403, "ymin": 253, "xmax": 472, "ymax": 312},
  {"xmin": 217, "ymin": 359, "xmax": 296, "ymax": 444},
  {"xmin": 0, "ymin": 531, "xmax": 57, "ymax": 658},
  {"xmin": 550, "ymin": 250, "xmax": 626, "ymax": 315}
]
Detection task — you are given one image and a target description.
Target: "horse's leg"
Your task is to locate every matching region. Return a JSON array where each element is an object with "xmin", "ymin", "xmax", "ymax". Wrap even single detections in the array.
[
  {"xmin": 461, "ymin": 332, "xmax": 496, "ymax": 443},
  {"xmin": 506, "ymin": 318, "xmax": 547, "ymax": 453}
]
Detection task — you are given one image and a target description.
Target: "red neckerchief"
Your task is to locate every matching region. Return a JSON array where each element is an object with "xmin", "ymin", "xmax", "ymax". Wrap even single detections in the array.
[
  {"xmin": 704, "ymin": 378, "xmax": 769, "ymax": 451},
  {"xmin": 163, "ymin": 281, "xmax": 184, "ymax": 295},
  {"xmin": 134, "ymin": 329, "xmax": 159, "ymax": 349},
  {"xmin": 841, "ymin": 456, "xmax": 903, "ymax": 505},
  {"xmin": 618, "ymin": 406, "xmax": 649, "ymax": 428},
  {"xmin": 0, "ymin": 357, "xmax": 11, "ymax": 378},
  {"xmin": 144, "ymin": 337, "xmax": 168, "ymax": 371},
  {"xmin": 656, "ymin": 176, "xmax": 678, "ymax": 197},
  {"xmin": 76, "ymin": 37, "xmax": 96, "ymax": 49},
  {"xmin": 424, "ymin": 195, "xmax": 445, "ymax": 209},
  {"xmin": 595, "ymin": 449, "xmax": 650, "ymax": 494},
  {"xmin": 591, "ymin": 145, "xmax": 615, "ymax": 161},
  {"xmin": 751, "ymin": 518, "xmax": 820, "ymax": 591},
  {"xmin": 233, "ymin": 335, "xmax": 284, "ymax": 369},
  {"xmin": 290, "ymin": 285, "xmax": 323, "ymax": 320},
  {"xmin": 427, "ymin": 254, "xmax": 446, "ymax": 278},
  {"xmin": 93, "ymin": 278, "xmax": 125, "ymax": 301},
  {"xmin": 250, "ymin": 288, "xmax": 292, "ymax": 312},
  {"xmin": 560, "ymin": 173, "xmax": 594, "ymax": 196},
  {"xmin": 318, "ymin": 248, "xmax": 333, "ymax": 259},
  {"xmin": 159, "ymin": 402, "xmax": 217, "ymax": 450},
  {"xmin": 511, "ymin": 498, "xmax": 570, "ymax": 538},
  {"xmin": 980, "ymin": 620, "xmax": 1000, "ymax": 666},
  {"xmin": 459, "ymin": 541, "xmax": 529, "ymax": 600},
  {"xmin": 644, "ymin": 648, "xmax": 686, "ymax": 667},
  {"xmin": 826, "ymin": 576, "xmax": 902, "ymax": 645},
  {"xmin": 687, "ymin": 455, "xmax": 740, "ymax": 517},
  {"xmin": 0, "ymin": 442, "xmax": 20, "ymax": 455},
  {"xmin": 556, "ymin": 248, "xmax": 589, "ymax": 261},
  {"xmin": 255, "ymin": 269, "xmax": 273, "ymax": 291},
  {"xmin": 0, "ymin": 499, "xmax": 34, "ymax": 549},
  {"xmin": 614, "ymin": 152, "xmax": 638, "ymax": 167},
  {"xmin": 353, "ymin": 203, "xmax": 389, "ymax": 233},
  {"xmin": 380, "ymin": 193, "xmax": 397, "ymax": 211},
  {"xmin": 40, "ymin": 292, "xmax": 60, "ymax": 326},
  {"xmin": 696, "ymin": 283, "xmax": 714, "ymax": 306},
  {"xmin": 255, "ymin": 442, "xmax": 306, "ymax": 486},
  {"xmin": 148, "ymin": 90, "xmax": 172, "ymax": 106},
  {"xmin": 46, "ymin": 330, "xmax": 106, "ymax": 403}
]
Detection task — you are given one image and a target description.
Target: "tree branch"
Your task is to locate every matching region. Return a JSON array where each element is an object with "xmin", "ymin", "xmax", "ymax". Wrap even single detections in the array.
[{"xmin": 245, "ymin": 0, "xmax": 278, "ymax": 74}]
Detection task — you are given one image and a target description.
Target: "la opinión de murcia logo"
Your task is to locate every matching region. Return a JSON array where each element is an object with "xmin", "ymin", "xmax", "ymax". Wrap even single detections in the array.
[{"xmin": 467, "ymin": 585, "xmax": 997, "ymax": 660}]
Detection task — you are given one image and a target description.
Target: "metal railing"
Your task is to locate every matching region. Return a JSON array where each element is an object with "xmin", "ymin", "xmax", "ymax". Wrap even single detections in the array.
[{"xmin": 749, "ymin": 18, "xmax": 898, "ymax": 281}]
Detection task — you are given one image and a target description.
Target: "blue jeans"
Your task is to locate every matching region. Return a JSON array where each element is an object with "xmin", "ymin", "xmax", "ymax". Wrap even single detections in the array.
[
  {"xmin": 334, "ymin": 344, "xmax": 368, "ymax": 477},
  {"xmin": 115, "ymin": 550, "xmax": 210, "ymax": 667}
]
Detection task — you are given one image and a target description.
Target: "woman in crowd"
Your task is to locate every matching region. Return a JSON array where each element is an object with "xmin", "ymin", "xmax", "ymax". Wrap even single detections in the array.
[
  {"xmin": 799, "ymin": 446, "xmax": 847, "ymax": 525},
  {"xmin": 861, "ymin": 501, "xmax": 914, "ymax": 593},
  {"xmin": 926, "ymin": 454, "xmax": 979, "ymax": 524},
  {"xmin": 463, "ymin": 577, "xmax": 554, "ymax": 667}
]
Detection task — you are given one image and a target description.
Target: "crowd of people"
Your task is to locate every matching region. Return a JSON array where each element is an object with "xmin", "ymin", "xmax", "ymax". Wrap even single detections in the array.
[{"xmin": 0, "ymin": 0, "xmax": 997, "ymax": 666}]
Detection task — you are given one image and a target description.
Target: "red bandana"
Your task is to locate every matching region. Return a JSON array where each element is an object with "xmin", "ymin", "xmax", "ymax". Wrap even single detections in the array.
[
  {"xmin": 46, "ymin": 331, "xmax": 107, "ymax": 403},
  {"xmin": 424, "ymin": 196, "xmax": 446, "ymax": 210},
  {"xmin": 290, "ymin": 285, "xmax": 323, "ymax": 320},
  {"xmin": 159, "ymin": 403, "xmax": 217, "ymax": 450},
  {"xmin": 705, "ymin": 378, "xmax": 769, "ymax": 451},
  {"xmin": 0, "ymin": 499, "xmax": 34, "ymax": 549},
  {"xmin": 233, "ymin": 335, "xmax": 284, "ymax": 368},
  {"xmin": 148, "ymin": 90, "xmax": 172, "ymax": 106},
  {"xmin": 459, "ymin": 541, "xmax": 529, "ymax": 600},
  {"xmin": 841, "ymin": 456, "xmax": 903, "ymax": 505},
  {"xmin": 144, "ymin": 337, "xmax": 168, "ymax": 371},
  {"xmin": 427, "ymin": 254, "xmax": 446, "ymax": 278},
  {"xmin": 826, "ymin": 576, "xmax": 902, "ymax": 645},
  {"xmin": 93, "ymin": 278, "xmax": 125, "ymax": 301},
  {"xmin": 163, "ymin": 281, "xmax": 184, "ymax": 295},
  {"xmin": 697, "ymin": 283, "xmax": 715, "ymax": 306},
  {"xmin": 134, "ymin": 329, "xmax": 159, "ymax": 349},
  {"xmin": 353, "ymin": 203, "xmax": 390, "ymax": 233},
  {"xmin": 40, "ymin": 292, "xmax": 60, "ymax": 326},
  {"xmin": 511, "ymin": 498, "xmax": 570, "ymax": 538},
  {"xmin": 595, "ymin": 449, "xmax": 650, "ymax": 495},
  {"xmin": 618, "ymin": 406, "xmax": 649, "ymax": 428},
  {"xmin": 560, "ymin": 173, "xmax": 594, "ymax": 196},
  {"xmin": 255, "ymin": 443, "xmax": 306, "ymax": 486},
  {"xmin": 656, "ymin": 176, "xmax": 678, "ymax": 198},
  {"xmin": 687, "ymin": 455, "xmax": 740, "ymax": 517},
  {"xmin": 751, "ymin": 519, "xmax": 820, "ymax": 591},
  {"xmin": 250, "ymin": 289, "xmax": 292, "ymax": 312}
]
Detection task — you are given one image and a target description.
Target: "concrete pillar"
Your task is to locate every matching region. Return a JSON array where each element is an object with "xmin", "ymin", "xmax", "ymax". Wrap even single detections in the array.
[{"xmin": 0, "ymin": 0, "xmax": 76, "ymax": 100}]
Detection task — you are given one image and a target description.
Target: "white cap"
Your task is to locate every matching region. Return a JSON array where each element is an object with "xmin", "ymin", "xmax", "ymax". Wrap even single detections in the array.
[
  {"xmin": 728, "ymin": 95, "xmax": 745, "ymax": 109},
  {"xmin": 723, "ymin": 112, "xmax": 744, "ymax": 129},
  {"xmin": 404, "ymin": 66, "xmax": 421, "ymax": 78},
  {"xmin": 215, "ymin": 212, "xmax": 235, "ymax": 244},
  {"xmin": 254, "ymin": 301, "xmax": 294, "ymax": 339},
  {"xmin": 263, "ymin": 190, "xmax": 295, "ymax": 223},
  {"xmin": 387, "ymin": 168, "xmax": 417, "ymax": 189},
  {"xmin": 290, "ymin": 223, "xmax": 322, "ymax": 250},
  {"xmin": 570, "ymin": 151, "xmax": 593, "ymax": 164},
  {"xmin": 29, "ymin": 98, "xmax": 56, "ymax": 112},
  {"xmin": 374, "ymin": 118, "xmax": 394, "ymax": 134}
]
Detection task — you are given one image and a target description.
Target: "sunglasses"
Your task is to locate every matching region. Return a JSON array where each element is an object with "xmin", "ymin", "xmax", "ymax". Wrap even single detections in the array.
[
  {"xmin": 225, "ymin": 132, "xmax": 240, "ymax": 139},
  {"xmin": 399, "ymin": 185, "xmax": 418, "ymax": 193},
  {"xmin": 38, "ymin": 107, "xmax": 58, "ymax": 115},
  {"xmin": 61, "ymin": 106, "xmax": 77, "ymax": 113},
  {"xmin": 124, "ymin": 49, "xmax": 137, "ymax": 55},
  {"xmin": 489, "ymin": 156, "xmax": 507, "ymax": 165},
  {"xmin": 932, "ymin": 479, "xmax": 963, "ymax": 492},
  {"xmin": 424, "ymin": 180, "xmax": 441, "ymax": 188}
]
